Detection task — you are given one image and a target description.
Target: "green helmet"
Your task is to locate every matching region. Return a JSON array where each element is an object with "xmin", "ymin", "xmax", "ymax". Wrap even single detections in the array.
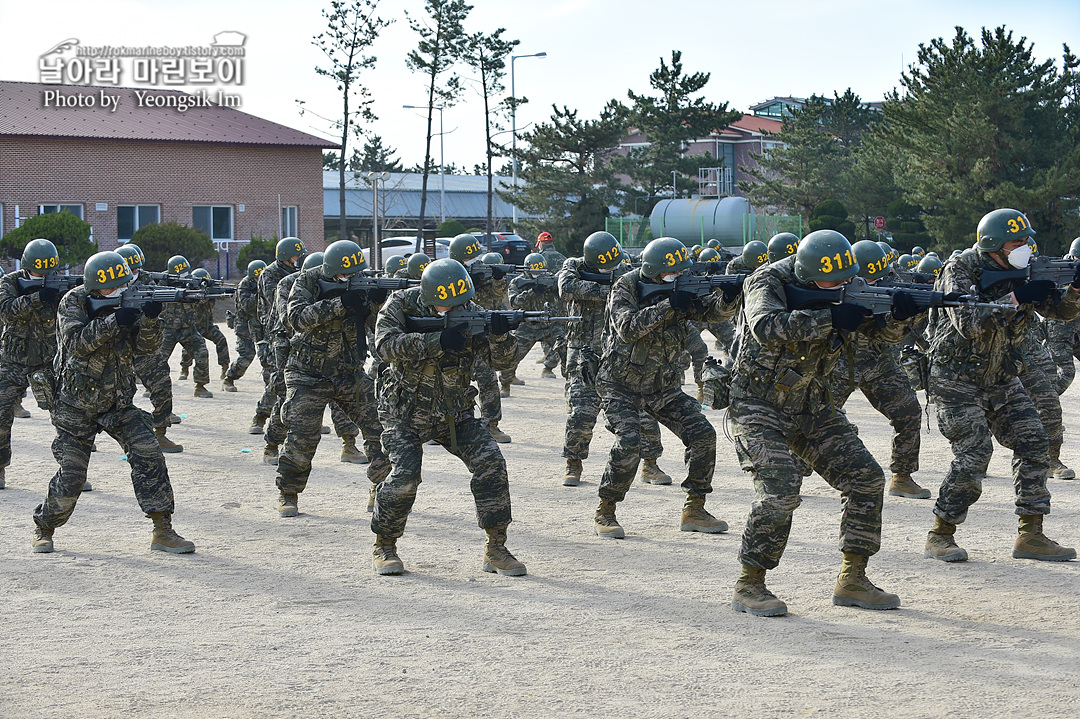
[
  {"xmin": 481, "ymin": 252, "xmax": 503, "ymax": 265},
  {"xmin": 903, "ymin": 254, "xmax": 920, "ymax": 270},
  {"xmin": 1068, "ymin": 238, "xmax": 1080, "ymax": 259},
  {"xmin": 641, "ymin": 237, "xmax": 692, "ymax": 279},
  {"xmin": 794, "ymin": 230, "xmax": 858, "ymax": 284},
  {"xmin": 117, "ymin": 243, "xmax": 145, "ymax": 272},
  {"xmin": 910, "ymin": 245, "xmax": 925, "ymax": 257},
  {"xmin": 407, "ymin": 252, "xmax": 431, "ymax": 279},
  {"xmin": 917, "ymin": 255, "xmax": 944, "ymax": 276},
  {"xmin": 582, "ymin": 231, "xmax": 623, "ymax": 271},
  {"xmin": 323, "ymin": 240, "xmax": 367, "ymax": 276},
  {"xmin": 690, "ymin": 245, "xmax": 704, "ymax": 259},
  {"xmin": 449, "ymin": 233, "xmax": 484, "ymax": 265},
  {"xmin": 706, "ymin": 239, "xmax": 721, "ymax": 250},
  {"xmin": 742, "ymin": 241, "xmax": 769, "ymax": 269},
  {"xmin": 384, "ymin": 255, "xmax": 408, "ymax": 275},
  {"xmin": 22, "ymin": 238, "xmax": 59, "ymax": 274},
  {"xmin": 523, "ymin": 252, "xmax": 547, "ymax": 274},
  {"xmin": 698, "ymin": 247, "xmax": 721, "ymax": 263},
  {"xmin": 421, "ymin": 258, "xmax": 474, "ymax": 307},
  {"xmin": 191, "ymin": 268, "xmax": 211, "ymax": 280},
  {"xmin": 897, "ymin": 253, "xmax": 915, "ymax": 270},
  {"xmin": 167, "ymin": 255, "xmax": 191, "ymax": 275},
  {"xmin": 246, "ymin": 260, "xmax": 267, "ymax": 281},
  {"xmin": 925, "ymin": 251, "xmax": 939, "ymax": 258},
  {"xmin": 84, "ymin": 250, "xmax": 133, "ymax": 291},
  {"xmin": 766, "ymin": 233, "xmax": 800, "ymax": 263},
  {"xmin": 951, "ymin": 249, "xmax": 963, "ymax": 258},
  {"xmin": 852, "ymin": 240, "xmax": 889, "ymax": 281},
  {"xmin": 1026, "ymin": 236, "xmax": 1038, "ymax": 257},
  {"xmin": 276, "ymin": 237, "xmax": 307, "ymax": 262},
  {"xmin": 976, "ymin": 208, "xmax": 1035, "ymax": 252},
  {"xmin": 302, "ymin": 252, "xmax": 325, "ymax": 271}
]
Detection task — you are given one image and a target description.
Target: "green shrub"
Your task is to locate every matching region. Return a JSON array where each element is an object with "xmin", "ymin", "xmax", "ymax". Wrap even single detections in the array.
[
  {"xmin": 236, "ymin": 234, "xmax": 278, "ymax": 271},
  {"xmin": 810, "ymin": 200, "xmax": 855, "ymax": 241},
  {"xmin": 0, "ymin": 211, "xmax": 96, "ymax": 267},
  {"xmin": 436, "ymin": 219, "xmax": 468, "ymax": 237},
  {"xmin": 131, "ymin": 221, "xmax": 216, "ymax": 272}
]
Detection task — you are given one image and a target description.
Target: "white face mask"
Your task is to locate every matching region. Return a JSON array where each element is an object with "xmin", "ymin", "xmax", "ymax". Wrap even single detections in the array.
[
  {"xmin": 598, "ymin": 267, "xmax": 613, "ymax": 274},
  {"xmin": 101, "ymin": 286, "xmax": 125, "ymax": 298},
  {"xmin": 464, "ymin": 257, "xmax": 479, "ymax": 268},
  {"xmin": 1006, "ymin": 244, "xmax": 1032, "ymax": 269},
  {"xmin": 661, "ymin": 274, "xmax": 679, "ymax": 283}
]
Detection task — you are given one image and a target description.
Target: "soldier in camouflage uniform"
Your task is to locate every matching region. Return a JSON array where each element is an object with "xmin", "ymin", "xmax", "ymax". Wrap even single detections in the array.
[
  {"xmin": 224, "ymin": 260, "xmax": 273, "ymax": 401},
  {"xmin": 370, "ymin": 258, "xmax": 525, "ymax": 577},
  {"xmin": 157, "ymin": 255, "xmax": 214, "ymax": 398},
  {"xmin": 557, "ymin": 232, "xmax": 670, "ymax": 488},
  {"xmin": 593, "ymin": 237, "xmax": 739, "ymax": 540},
  {"xmin": 729, "ymin": 231, "xmax": 911, "ymax": 617},
  {"xmin": 1019, "ymin": 315, "xmax": 1074, "ymax": 480},
  {"xmin": 498, "ymin": 253, "xmax": 561, "ymax": 387},
  {"xmin": 1045, "ymin": 237, "xmax": 1080, "ymax": 395},
  {"xmin": 536, "ymin": 232, "xmax": 568, "ymax": 373},
  {"xmin": 924, "ymin": 209, "xmax": 1080, "ymax": 565},
  {"xmin": 31, "ymin": 251, "xmax": 194, "ymax": 555},
  {"xmin": 179, "ymin": 269, "xmax": 229, "ymax": 381}
]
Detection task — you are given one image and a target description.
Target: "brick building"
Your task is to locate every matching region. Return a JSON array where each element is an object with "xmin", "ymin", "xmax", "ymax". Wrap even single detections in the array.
[{"xmin": 0, "ymin": 80, "xmax": 335, "ymax": 273}]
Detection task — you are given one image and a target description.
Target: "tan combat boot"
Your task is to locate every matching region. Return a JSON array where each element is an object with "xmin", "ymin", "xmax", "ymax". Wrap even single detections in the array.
[
  {"xmin": 320, "ymin": 426, "xmax": 331, "ymax": 435},
  {"xmin": 367, "ymin": 482, "xmax": 379, "ymax": 513},
  {"xmin": 32, "ymin": 526, "xmax": 54, "ymax": 553},
  {"xmin": 639, "ymin": 458, "xmax": 672, "ymax": 485},
  {"xmin": 888, "ymin": 473, "xmax": 931, "ymax": 499},
  {"xmin": 263, "ymin": 443, "xmax": 279, "ymax": 465},
  {"xmin": 340, "ymin": 435, "xmax": 368, "ymax": 464},
  {"xmin": 220, "ymin": 363, "xmax": 229, "ymax": 380},
  {"xmin": 488, "ymin": 421, "xmax": 511, "ymax": 443},
  {"xmin": 277, "ymin": 492, "xmax": 299, "ymax": 518},
  {"xmin": 680, "ymin": 494, "xmax": 728, "ymax": 533},
  {"xmin": 482, "ymin": 525, "xmax": 527, "ymax": 576},
  {"xmin": 510, "ymin": 377, "xmax": 525, "ymax": 386},
  {"xmin": 14, "ymin": 401, "xmax": 31, "ymax": 419},
  {"xmin": 372, "ymin": 535, "xmax": 404, "ymax": 575},
  {"xmin": 540, "ymin": 367, "xmax": 557, "ymax": 379},
  {"xmin": 924, "ymin": 516, "xmax": 968, "ymax": 562},
  {"xmin": 154, "ymin": 426, "xmax": 184, "ymax": 453},
  {"xmin": 1049, "ymin": 445, "xmax": 1075, "ymax": 480},
  {"xmin": 562, "ymin": 458, "xmax": 582, "ymax": 487},
  {"xmin": 178, "ymin": 367, "xmax": 189, "ymax": 381},
  {"xmin": 731, "ymin": 565, "xmax": 787, "ymax": 617},
  {"xmin": 832, "ymin": 553, "xmax": 901, "ymax": 609},
  {"xmin": 594, "ymin": 498, "xmax": 625, "ymax": 539},
  {"xmin": 81, "ymin": 479, "xmax": 93, "ymax": 492},
  {"xmin": 248, "ymin": 415, "xmax": 266, "ymax": 435},
  {"xmin": 222, "ymin": 377, "xmax": 237, "ymax": 392},
  {"xmin": 696, "ymin": 381, "xmax": 704, "ymax": 404},
  {"xmin": 193, "ymin": 383, "xmax": 213, "ymax": 398},
  {"xmin": 149, "ymin": 513, "xmax": 195, "ymax": 554},
  {"xmin": 169, "ymin": 413, "xmax": 182, "ymax": 424},
  {"xmin": 1012, "ymin": 515, "xmax": 1077, "ymax": 561}
]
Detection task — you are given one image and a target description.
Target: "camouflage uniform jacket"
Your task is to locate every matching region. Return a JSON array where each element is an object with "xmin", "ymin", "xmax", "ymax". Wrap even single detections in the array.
[
  {"xmin": 258, "ymin": 260, "xmax": 296, "ymax": 339},
  {"xmin": 53, "ymin": 285, "xmax": 163, "ymax": 414},
  {"xmin": 285, "ymin": 267, "xmax": 372, "ymax": 380},
  {"xmin": 374, "ymin": 287, "xmax": 517, "ymax": 427},
  {"xmin": 272, "ymin": 272, "xmax": 299, "ymax": 336},
  {"xmin": 508, "ymin": 273, "xmax": 558, "ymax": 329},
  {"xmin": 725, "ymin": 256, "xmax": 754, "ymax": 275},
  {"xmin": 730, "ymin": 256, "xmax": 907, "ymax": 422},
  {"xmin": 234, "ymin": 275, "xmax": 261, "ymax": 340},
  {"xmin": 927, "ymin": 248, "xmax": 1080, "ymax": 387},
  {"xmin": 597, "ymin": 267, "xmax": 737, "ymax": 395},
  {"xmin": 191, "ymin": 300, "xmax": 217, "ymax": 336},
  {"xmin": 540, "ymin": 247, "xmax": 567, "ymax": 273},
  {"xmin": 0, "ymin": 269, "xmax": 58, "ymax": 369},
  {"xmin": 471, "ymin": 271, "xmax": 510, "ymax": 310},
  {"xmin": 557, "ymin": 257, "xmax": 625, "ymax": 350}
]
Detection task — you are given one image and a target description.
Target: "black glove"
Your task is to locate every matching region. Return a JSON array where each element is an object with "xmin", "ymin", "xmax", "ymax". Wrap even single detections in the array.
[
  {"xmin": 367, "ymin": 288, "xmax": 389, "ymax": 305},
  {"xmin": 890, "ymin": 291, "xmax": 920, "ymax": 321},
  {"xmin": 141, "ymin": 300, "xmax": 163, "ymax": 318},
  {"xmin": 341, "ymin": 289, "xmax": 367, "ymax": 310},
  {"xmin": 38, "ymin": 286, "xmax": 60, "ymax": 305},
  {"xmin": 720, "ymin": 274, "xmax": 745, "ymax": 303},
  {"xmin": 943, "ymin": 292, "xmax": 965, "ymax": 302},
  {"xmin": 830, "ymin": 303, "xmax": 871, "ymax": 331},
  {"xmin": 1072, "ymin": 262, "xmax": 1080, "ymax": 290},
  {"xmin": 669, "ymin": 290, "xmax": 696, "ymax": 313},
  {"xmin": 490, "ymin": 265, "xmax": 508, "ymax": 280},
  {"xmin": 115, "ymin": 307, "xmax": 140, "ymax": 327},
  {"xmin": 489, "ymin": 313, "xmax": 511, "ymax": 336},
  {"xmin": 1013, "ymin": 280, "xmax": 1055, "ymax": 305},
  {"xmin": 439, "ymin": 323, "xmax": 468, "ymax": 352},
  {"xmin": 532, "ymin": 283, "xmax": 547, "ymax": 295}
]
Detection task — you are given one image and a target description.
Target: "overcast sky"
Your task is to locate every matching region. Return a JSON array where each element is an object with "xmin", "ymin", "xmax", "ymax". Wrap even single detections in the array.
[{"xmin": 3, "ymin": 0, "xmax": 1078, "ymax": 171}]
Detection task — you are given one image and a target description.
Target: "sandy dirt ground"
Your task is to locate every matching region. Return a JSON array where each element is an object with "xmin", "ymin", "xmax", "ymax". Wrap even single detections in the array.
[{"xmin": 1, "ymin": 327, "xmax": 1078, "ymax": 719}]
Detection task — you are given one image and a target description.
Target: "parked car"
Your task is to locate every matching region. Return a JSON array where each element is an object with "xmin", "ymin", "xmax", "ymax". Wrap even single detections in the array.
[{"xmin": 474, "ymin": 233, "xmax": 531, "ymax": 265}]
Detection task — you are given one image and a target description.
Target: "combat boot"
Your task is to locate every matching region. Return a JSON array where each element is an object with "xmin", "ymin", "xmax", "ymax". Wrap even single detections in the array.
[
  {"xmin": 149, "ymin": 512, "xmax": 195, "ymax": 554},
  {"xmin": 372, "ymin": 535, "xmax": 404, "ymax": 575},
  {"xmin": 540, "ymin": 367, "xmax": 557, "ymax": 379},
  {"xmin": 14, "ymin": 401, "xmax": 30, "ymax": 419},
  {"xmin": 482, "ymin": 525, "xmax": 527, "ymax": 576},
  {"xmin": 222, "ymin": 377, "xmax": 237, "ymax": 392},
  {"xmin": 499, "ymin": 381, "xmax": 511, "ymax": 398},
  {"xmin": 510, "ymin": 377, "xmax": 525, "ymax": 386},
  {"xmin": 888, "ymin": 473, "xmax": 931, "ymax": 499},
  {"xmin": 0, "ymin": 467, "xmax": 5, "ymax": 489},
  {"xmin": 1012, "ymin": 515, "xmax": 1077, "ymax": 561},
  {"xmin": 832, "ymin": 553, "xmax": 901, "ymax": 609},
  {"xmin": 680, "ymin": 494, "xmax": 728, "ymax": 533},
  {"xmin": 731, "ymin": 565, "xmax": 787, "ymax": 617},
  {"xmin": 248, "ymin": 415, "xmax": 266, "ymax": 435},
  {"xmin": 488, "ymin": 421, "xmax": 511, "ymax": 443},
  {"xmin": 193, "ymin": 383, "xmax": 213, "ymax": 398},
  {"xmin": 340, "ymin": 435, "xmax": 367, "ymax": 464},
  {"xmin": 220, "ymin": 363, "xmax": 229, "ymax": 380},
  {"xmin": 178, "ymin": 368, "xmax": 189, "ymax": 381},
  {"xmin": 320, "ymin": 425, "xmax": 331, "ymax": 435},
  {"xmin": 594, "ymin": 498, "xmax": 625, "ymax": 539},
  {"xmin": 81, "ymin": 479, "xmax": 92, "ymax": 492},
  {"xmin": 263, "ymin": 443, "xmax": 279, "ymax": 465},
  {"xmin": 924, "ymin": 516, "xmax": 967, "ymax": 562},
  {"xmin": 367, "ymin": 482, "xmax": 378, "ymax": 513},
  {"xmin": 639, "ymin": 458, "xmax": 672, "ymax": 485},
  {"xmin": 1049, "ymin": 445, "xmax": 1075, "ymax": 480},
  {"xmin": 154, "ymin": 426, "xmax": 184, "ymax": 453},
  {"xmin": 562, "ymin": 458, "xmax": 582, "ymax": 487},
  {"xmin": 696, "ymin": 381, "xmax": 704, "ymax": 404},
  {"xmin": 31, "ymin": 526, "xmax": 54, "ymax": 553},
  {"xmin": 277, "ymin": 492, "xmax": 299, "ymax": 518},
  {"xmin": 169, "ymin": 413, "xmax": 182, "ymax": 424}
]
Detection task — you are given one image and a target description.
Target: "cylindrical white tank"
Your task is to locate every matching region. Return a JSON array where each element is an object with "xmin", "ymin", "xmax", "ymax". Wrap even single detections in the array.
[{"xmin": 650, "ymin": 197, "xmax": 754, "ymax": 245}]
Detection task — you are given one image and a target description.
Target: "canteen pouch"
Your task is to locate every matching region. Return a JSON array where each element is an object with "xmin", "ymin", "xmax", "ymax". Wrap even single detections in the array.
[
  {"xmin": 700, "ymin": 357, "xmax": 731, "ymax": 410},
  {"xmin": 29, "ymin": 368, "xmax": 56, "ymax": 411}
]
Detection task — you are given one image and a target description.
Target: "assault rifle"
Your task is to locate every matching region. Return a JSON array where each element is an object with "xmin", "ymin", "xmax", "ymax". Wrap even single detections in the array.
[
  {"xmin": 17, "ymin": 273, "xmax": 84, "ymax": 295},
  {"xmin": 638, "ymin": 273, "xmax": 744, "ymax": 301},
  {"xmin": 577, "ymin": 269, "xmax": 614, "ymax": 285},
  {"xmin": 515, "ymin": 273, "xmax": 558, "ymax": 290},
  {"xmin": 87, "ymin": 285, "xmax": 234, "ymax": 316},
  {"xmin": 977, "ymin": 255, "xmax": 1079, "ymax": 293},
  {"xmin": 404, "ymin": 307, "xmax": 580, "ymax": 336},
  {"xmin": 316, "ymin": 275, "xmax": 418, "ymax": 300},
  {"xmin": 468, "ymin": 263, "xmax": 524, "ymax": 282},
  {"xmin": 892, "ymin": 271, "xmax": 938, "ymax": 285},
  {"xmin": 783, "ymin": 276, "xmax": 1013, "ymax": 315},
  {"xmin": 688, "ymin": 261, "xmax": 726, "ymax": 275}
]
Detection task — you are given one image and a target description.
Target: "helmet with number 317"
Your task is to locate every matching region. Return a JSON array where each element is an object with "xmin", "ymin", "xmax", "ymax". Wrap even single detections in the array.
[
  {"xmin": 794, "ymin": 230, "xmax": 859, "ymax": 284},
  {"xmin": 421, "ymin": 258, "xmax": 474, "ymax": 307}
]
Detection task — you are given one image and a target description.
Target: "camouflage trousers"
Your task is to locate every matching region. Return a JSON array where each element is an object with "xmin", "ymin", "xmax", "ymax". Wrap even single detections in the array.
[
  {"xmin": 0, "ymin": 363, "xmax": 36, "ymax": 468},
  {"xmin": 1045, "ymin": 318, "xmax": 1080, "ymax": 394},
  {"xmin": 226, "ymin": 329, "xmax": 272, "ymax": 386},
  {"xmin": 499, "ymin": 322, "xmax": 560, "ymax": 384},
  {"xmin": 679, "ymin": 324, "xmax": 709, "ymax": 384},
  {"xmin": 182, "ymin": 324, "xmax": 230, "ymax": 372},
  {"xmin": 702, "ymin": 320, "xmax": 735, "ymax": 353},
  {"xmin": 134, "ymin": 352, "xmax": 173, "ymax": 428},
  {"xmin": 473, "ymin": 355, "xmax": 501, "ymax": 422},
  {"xmin": 597, "ymin": 382, "xmax": 712, "ymax": 503},
  {"xmin": 831, "ymin": 354, "xmax": 922, "ymax": 475},
  {"xmin": 276, "ymin": 370, "xmax": 387, "ymax": 494},
  {"xmin": 563, "ymin": 346, "xmax": 663, "ymax": 461},
  {"xmin": 371, "ymin": 413, "xmax": 511, "ymax": 539},
  {"xmin": 1019, "ymin": 344, "xmax": 1063, "ymax": 449},
  {"xmin": 729, "ymin": 402, "xmax": 886, "ymax": 570},
  {"xmin": 930, "ymin": 370, "xmax": 1051, "ymax": 524},
  {"xmin": 161, "ymin": 326, "xmax": 209, "ymax": 385},
  {"xmin": 265, "ymin": 343, "xmax": 357, "ymax": 444},
  {"xmin": 34, "ymin": 401, "xmax": 174, "ymax": 530}
]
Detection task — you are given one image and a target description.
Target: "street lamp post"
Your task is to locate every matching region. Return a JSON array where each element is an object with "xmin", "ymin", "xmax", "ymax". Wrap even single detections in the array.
[
  {"xmin": 510, "ymin": 51, "xmax": 547, "ymax": 226},
  {"xmin": 403, "ymin": 104, "xmax": 445, "ymax": 227},
  {"xmin": 365, "ymin": 171, "xmax": 391, "ymax": 269}
]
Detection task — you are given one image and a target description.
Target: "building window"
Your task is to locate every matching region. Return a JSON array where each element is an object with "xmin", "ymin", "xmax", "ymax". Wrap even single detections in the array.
[
  {"xmin": 282, "ymin": 206, "xmax": 298, "ymax": 238},
  {"xmin": 117, "ymin": 205, "xmax": 160, "ymax": 241},
  {"xmin": 193, "ymin": 205, "xmax": 233, "ymax": 241},
  {"xmin": 39, "ymin": 204, "xmax": 83, "ymax": 219}
]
